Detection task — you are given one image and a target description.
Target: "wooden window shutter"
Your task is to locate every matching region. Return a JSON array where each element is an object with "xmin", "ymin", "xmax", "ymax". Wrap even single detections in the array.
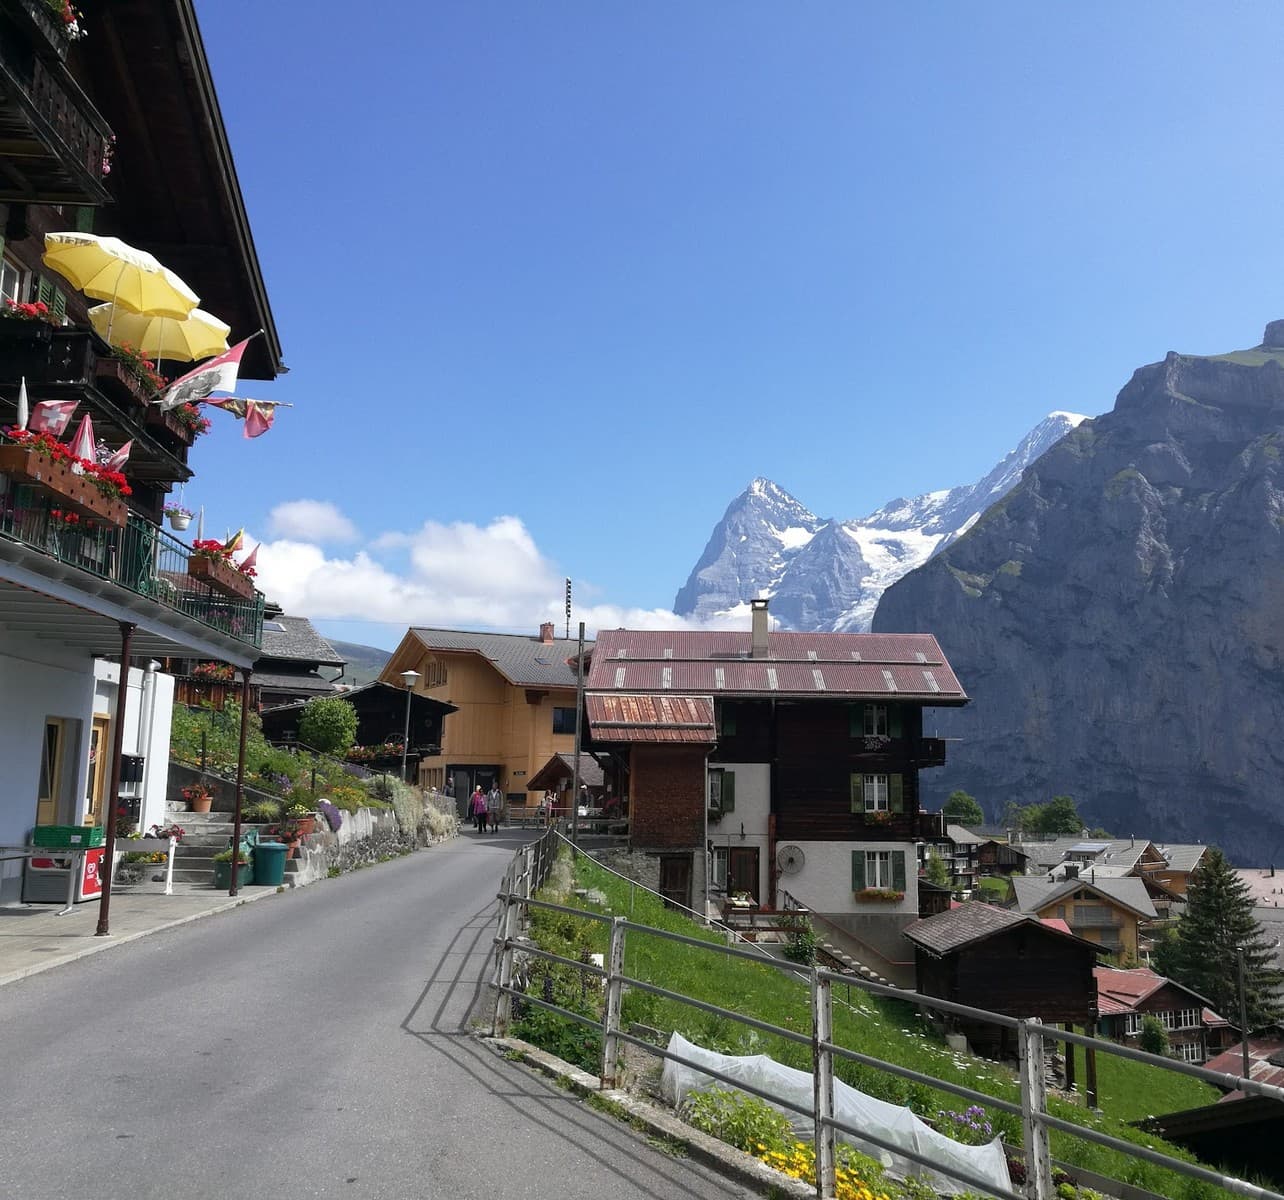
[
  {"xmin": 848, "ymin": 704, "xmax": 860, "ymax": 737},
  {"xmin": 75, "ymin": 206, "xmax": 94, "ymax": 233},
  {"xmin": 52, "ymin": 286, "xmax": 67, "ymax": 320},
  {"xmin": 849, "ymin": 772, "xmax": 862, "ymax": 813},
  {"xmin": 851, "ymin": 850, "xmax": 866, "ymax": 891},
  {"xmin": 892, "ymin": 851, "xmax": 907, "ymax": 892},
  {"xmin": 889, "ymin": 773, "xmax": 904, "ymax": 813},
  {"xmin": 721, "ymin": 771, "xmax": 735, "ymax": 812},
  {"xmin": 37, "ymin": 277, "xmax": 54, "ymax": 306},
  {"xmin": 889, "ymin": 706, "xmax": 903, "ymax": 738}
]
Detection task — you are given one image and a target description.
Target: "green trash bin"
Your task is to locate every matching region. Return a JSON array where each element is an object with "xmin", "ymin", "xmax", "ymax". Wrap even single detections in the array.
[{"xmin": 252, "ymin": 840, "xmax": 287, "ymax": 886}]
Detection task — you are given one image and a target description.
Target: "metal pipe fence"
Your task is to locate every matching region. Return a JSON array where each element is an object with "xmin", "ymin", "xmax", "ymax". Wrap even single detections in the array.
[{"xmin": 491, "ymin": 863, "xmax": 1284, "ymax": 1200}]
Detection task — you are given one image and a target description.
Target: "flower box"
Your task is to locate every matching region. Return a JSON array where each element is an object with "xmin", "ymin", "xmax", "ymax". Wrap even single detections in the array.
[
  {"xmin": 13, "ymin": 0, "xmax": 73, "ymax": 60},
  {"xmin": 144, "ymin": 404, "xmax": 196, "ymax": 446},
  {"xmin": 0, "ymin": 444, "xmax": 127, "ymax": 527},
  {"xmin": 94, "ymin": 356, "xmax": 154, "ymax": 409},
  {"xmin": 854, "ymin": 887, "xmax": 905, "ymax": 903},
  {"xmin": 188, "ymin": 553, "xmax": 255, "ymax": 599}
]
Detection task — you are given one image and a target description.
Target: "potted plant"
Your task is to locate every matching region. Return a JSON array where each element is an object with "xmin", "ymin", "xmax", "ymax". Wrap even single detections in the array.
[
  {"xmin": 182, "ymin": 782, "xmax": 212, "ymax": 813},
  {"xmin": 163, "ymin": 502, "xmax": 194, "ymax": 531},
  {"xmin": 285, "ymin": 802, "xmax": 316, "ymax": 837},
  {"xmin": 188, "ymin": 539, "xmax": 255, "ymax": 599},
  {"xmin": 211, "ymin": 847, "xmax": 252, "ymax": 889},
  {"xmin": 266, "ymin": 819, "xmax": 303, "ymax": 859}
]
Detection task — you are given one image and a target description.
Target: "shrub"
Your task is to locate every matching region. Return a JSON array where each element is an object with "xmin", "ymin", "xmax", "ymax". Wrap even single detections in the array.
[
  {"xmin": 244, "ymin": 798, "xmax": 282, "ymax": 822},
  {"xmin": 297, "ymin": 696, "xmax": 358, "ymax": 756},
  {"xmin": 679, "ymin": 1087, "xmax": 793, "ymax": 1154},
  {"xmin": 326, "ymin": 785, "xmax": 371, "ymax": 814},
  {"xmin": 1139, "ymin": 1015, "xmax": 1169, "ymax": 1057},
  {"xmin": 780, "ymin": 914, "xmax": 818, "ymax": 965}
]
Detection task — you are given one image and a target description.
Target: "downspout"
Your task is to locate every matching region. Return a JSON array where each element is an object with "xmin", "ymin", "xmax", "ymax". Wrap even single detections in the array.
[
  {"xmin": 139, "ymin": 659, "xmax": 160, "ymax": 818},
  {"xmin": 767, "ymin": 696, "xmax": 778, "ymax": 909}
]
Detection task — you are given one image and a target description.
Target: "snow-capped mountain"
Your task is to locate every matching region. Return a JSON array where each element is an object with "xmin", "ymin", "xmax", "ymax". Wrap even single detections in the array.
[{"xmin": 673, "ymin": 411, "xmax": 1089, "ymax": 631}]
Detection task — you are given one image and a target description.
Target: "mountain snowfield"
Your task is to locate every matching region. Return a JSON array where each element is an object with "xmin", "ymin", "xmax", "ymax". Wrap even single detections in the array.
[{"xmin": 673, "ymin": 411, "xmax": 1089, "ymax": 631}]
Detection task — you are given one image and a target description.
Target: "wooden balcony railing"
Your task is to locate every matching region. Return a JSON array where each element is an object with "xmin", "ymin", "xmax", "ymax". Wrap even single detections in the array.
[
  {"xmin": 0, "ymin": 14, "xmax": 112, "ymax": 204},
  {"xmin": 0, "ymin": 447, "xmax": 264, "ymax": 648}
]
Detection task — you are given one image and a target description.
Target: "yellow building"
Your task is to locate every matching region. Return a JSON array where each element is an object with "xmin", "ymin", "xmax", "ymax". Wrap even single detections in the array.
[
  {"xmin": 1012, "ymin": 875, "xmax": 1158, "ymax": 962},
  {"xmin": 380, "ymin": 623, "xmax": 591, "ymax": 812}
]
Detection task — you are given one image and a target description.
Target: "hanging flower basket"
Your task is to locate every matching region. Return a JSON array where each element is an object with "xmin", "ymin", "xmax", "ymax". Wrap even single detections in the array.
[
  {"xmin": 0, "ymin": 443, "xmax": 127, "ymax": 527},
  {"xmin": 164, "ymin": 504, "xmax": 193, "ymax": 531},
  {"xmin": 188, "ymin": 552, "xmax": 254, "ymax": 599}
]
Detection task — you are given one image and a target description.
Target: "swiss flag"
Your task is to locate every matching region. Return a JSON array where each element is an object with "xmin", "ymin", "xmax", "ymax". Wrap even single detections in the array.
[{"xmin": 27, "ymin": 400, "xmax": 78, "ymax": 436}]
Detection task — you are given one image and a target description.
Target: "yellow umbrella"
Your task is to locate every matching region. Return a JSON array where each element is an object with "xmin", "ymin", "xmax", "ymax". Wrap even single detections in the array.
[
  {"xmin": 87, "ymin": 302, "xmax": 230, "ymax": 362},
  {"xmin": 42, "ymin": 232, "xmax": 199, "ymax": 321}
]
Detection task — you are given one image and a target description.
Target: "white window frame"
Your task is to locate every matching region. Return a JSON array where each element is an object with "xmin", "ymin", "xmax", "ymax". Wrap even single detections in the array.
[
  {"xmin": 1123, "ymin": 1013, "xmax": 1142, "ymax": 1036},
  {"xmin": 865, "ymin": 850, "xmax": 893, "ymax": 889},
  {"xmin": 1177, "ymin": 1007, "xmax": 1200, "ymax": 1030},
  {"xmin": 1173, "ymin": 1041, "xmax": 1203, "ymax": 1063},
  {"xmin": 711, "ymin": 846, "xmax": 728, "ymax": 892},
  {"xmin": 863, "ymin": 704, "xmax": 888, "ymax": 737},
  {"xmin": 863, "ymin": 774, "xmax": 889, "ymax": 813},
  {"xmin": 1, "ymin": 255, "xmax": 26, "ymax": 305}
]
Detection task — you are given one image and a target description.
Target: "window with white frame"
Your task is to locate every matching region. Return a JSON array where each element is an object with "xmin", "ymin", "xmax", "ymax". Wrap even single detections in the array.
[
  {"xmin": 1176, "ymin": 1008, "xmax": 1200, "ymax": 1030},
  {"xmin": 865, "ymin": 850, "xmax": 893, "ymax": 889},
  {"xmin": 1173, "ymin": 1041, "xmax": 1203, "ymax": 1063},
  {"xmin": 863, "ymin": 704, "xmax": 888, "ymax": 737},
  {"xmin": 711, "ymin": 847, "xmax": 728, "ymax": 892},
  {"xmin": 1124, "ymin": 1013, "xmax": 1143, "ymax": 1036},
  {"xmin": 863, "ymin": 774, "xmax": 889, "ymax": 812},
  {"xmin": 1, "ymin": 256, "xmax": 25, "ymax": 305}
]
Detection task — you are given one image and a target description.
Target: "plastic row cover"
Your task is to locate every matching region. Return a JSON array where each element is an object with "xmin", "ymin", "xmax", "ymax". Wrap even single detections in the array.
[{"xmin": 660, "ymin": 1032, "xmax": 1012, "ymax": 1198}]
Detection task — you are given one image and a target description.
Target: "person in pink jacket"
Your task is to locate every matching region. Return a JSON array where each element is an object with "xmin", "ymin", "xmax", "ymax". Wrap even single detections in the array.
[{"xmin": 469, "ymin": 787, "xmax": 487, "ymax": 833}]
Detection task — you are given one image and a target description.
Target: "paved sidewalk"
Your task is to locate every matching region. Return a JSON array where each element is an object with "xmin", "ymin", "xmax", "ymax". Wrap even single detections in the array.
[{"xmin": 0, "ymin": 881, "xmax": 280, "ymax": 988}]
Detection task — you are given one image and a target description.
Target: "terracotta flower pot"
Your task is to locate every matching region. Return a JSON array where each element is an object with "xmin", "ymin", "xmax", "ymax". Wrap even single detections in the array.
[{"xmin": 188, "ymin": 795, "xmax": 212, "ymax": 813}]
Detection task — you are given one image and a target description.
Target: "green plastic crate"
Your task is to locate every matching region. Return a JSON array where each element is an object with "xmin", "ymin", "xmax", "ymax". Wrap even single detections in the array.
[{"xmin": 31, "ymin": 825, "xmax": 105, "ymax": 848}]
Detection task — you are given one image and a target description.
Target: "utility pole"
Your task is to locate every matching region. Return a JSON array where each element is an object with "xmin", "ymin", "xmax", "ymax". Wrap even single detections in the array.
[
  {"xmin": 570, "ymin": 621, "xmax": 585, "ymax": 846},
  {"xmin": 1238, "ymin": 947, "xmax": 1251, "ymax": 1081}
]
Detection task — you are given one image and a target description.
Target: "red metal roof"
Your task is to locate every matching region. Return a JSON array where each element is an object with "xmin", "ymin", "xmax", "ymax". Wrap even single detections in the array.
[
  {"xmin": 1205, "ymin": 1038, "xmax": 1284, "ymax": 1095},
  {"xmin": 586, "ymin": 630, "xmax": 967, "ymax": 701},
  {"xmin": 585, "ymin": 694, "xmax": 716, "ymax": 744}
]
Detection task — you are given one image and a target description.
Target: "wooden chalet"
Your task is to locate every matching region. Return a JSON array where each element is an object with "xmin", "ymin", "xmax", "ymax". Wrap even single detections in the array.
[
  {"xmin": 1012, "ymin": 875, "xmax": 1157, "ymax": 962},
  {"xmin": 904, "ymin": 901, "xmax": 1101, "ymax": 1096},
  {"xmin": 1094, "ymin": 966, "xmax": 1237, "ymax": 1065},
  {"xmin": 0, "ymin": 0, "xmax": 281, "ymax": 907},
  {"xmin": 380, "ymin": 622, "xmax": 591, "ymax": 814},
  {"xmin": 583, "ymin": 599, "xmax": 967, "ymax": 942}
]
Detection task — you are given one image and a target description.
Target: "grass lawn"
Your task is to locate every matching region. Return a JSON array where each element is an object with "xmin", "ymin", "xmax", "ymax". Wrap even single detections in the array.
[{"xmin": 515, "ymin": 849, "xmax": 1238, "ymax": 1200}]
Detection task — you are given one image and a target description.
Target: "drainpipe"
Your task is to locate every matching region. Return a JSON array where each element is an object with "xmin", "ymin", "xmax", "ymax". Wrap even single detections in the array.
[
  {"xmin": 138, "ymin": 660, "xmax": 160, "ymax": 826},
  {"xmin": 96, "ymin": 621, "xmax": 136, "ymax": 937}
]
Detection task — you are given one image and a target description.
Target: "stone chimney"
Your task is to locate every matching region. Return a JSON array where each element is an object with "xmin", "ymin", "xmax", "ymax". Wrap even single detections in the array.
[
  {"xmin": 750, "ymin": 597, "xmax": 770, "ymax": 659},
  {"xmin": 539, "ymin": 621, "xmax": 555, "ymax": 644}
]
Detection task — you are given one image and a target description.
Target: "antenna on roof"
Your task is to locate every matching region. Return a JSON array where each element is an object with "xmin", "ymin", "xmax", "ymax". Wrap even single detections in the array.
[{"xmin": 565, "ymin": 577, "xmax": 572, "ymax": 640}]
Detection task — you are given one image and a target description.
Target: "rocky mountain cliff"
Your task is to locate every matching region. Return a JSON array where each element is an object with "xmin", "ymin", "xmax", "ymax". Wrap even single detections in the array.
[
  {"xmin": 874, "ymin": 324, "xmax": 1284, "ymax": 866},
  {"xmin": 674, "ymin": 412, "xmax": 1085, "ymax": 630}
]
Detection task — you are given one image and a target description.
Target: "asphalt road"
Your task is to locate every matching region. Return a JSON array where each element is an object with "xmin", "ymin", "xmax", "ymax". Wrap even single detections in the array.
[{"xmin": 0, "ymin": 828, "xmax": 754, "ymax": 1199}]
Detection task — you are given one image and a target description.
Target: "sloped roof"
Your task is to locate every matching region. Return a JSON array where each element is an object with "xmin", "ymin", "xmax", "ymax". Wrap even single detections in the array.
[
  {"xmin": 1155, "ymin": 844, "xmax": 1208, "ymax": 874},
  {"xmin": 1012, "ymin": 875, "xmax": 1158, "ymax": 920},
  {"xmin": 254, "ymin": 670, "xmax": 337, "ymax": 698},
  {"xmin": 526, "ymin": 753, "xmax": 605, "ymax": 792},
  {"xmin": 260, "ymin": 679, "xmax": 456, "ymax": 717},
  {"xmin": 586, "ymin": 694, "xmax": 715, "ymax": 743},
  {"xmin": 1204, "ymin": 1038, "xmax": 1284, "ymax": 1093},
  {"xmin": 1094, "ymin": 966, "xmax": 1218, "ymax": 1016},
  {"xmin": 585, "ymin": 629, "xmax": 966, "ymax": 702},
  {"xmin": 258, "ymin": 616, "xmax": 345, "ymax": 669},
  {"xmin": 905, "ymin": 901, "xmax": 1097, "ymax": 957},
  {"xmin": 947, "ymin": 824, "xmax": 986, "ymax": 845},
  {"xmin": 406, "ymin": 628, "xmax": 590, "ymax": 689}
]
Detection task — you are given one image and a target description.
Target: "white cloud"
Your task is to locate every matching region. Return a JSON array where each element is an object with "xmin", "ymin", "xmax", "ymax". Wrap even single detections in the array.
[
  {"xmin": 250, "ymin": 505, "xmax": 738, "ymax": 637},
  {"xmin": 268, "ymin": 499, "xmax": 358, "ymax": 543}
]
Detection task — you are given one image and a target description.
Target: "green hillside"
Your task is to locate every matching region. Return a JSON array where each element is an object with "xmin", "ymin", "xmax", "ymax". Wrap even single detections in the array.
[{"xmin": 329, "ymin": 639, "xmax": 392, "ymax": 687}]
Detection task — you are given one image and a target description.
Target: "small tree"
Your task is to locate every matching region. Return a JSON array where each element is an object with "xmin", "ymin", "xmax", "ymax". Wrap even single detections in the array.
[
  {"xmin": 925, "ymin": 850, "xmax": 951, "ymax": 888},
  {"xmin": 1038, "ymin": 795, "xmax": 1083, "ymax": 836},
  {"xmin": 1158, "ymin": 848, "xmax": 1284, "ymax": 1031},
  {"xmin": 1139, "ymin": 1015, "xmax": 1169, "ymax": 1057},
  {"xmin": 943, "ymin": 790, "xmax": 984, "ymax": 826},
  {"xmin": 298, "ymin": 696, "xmax": 358, "ymax": 757}
]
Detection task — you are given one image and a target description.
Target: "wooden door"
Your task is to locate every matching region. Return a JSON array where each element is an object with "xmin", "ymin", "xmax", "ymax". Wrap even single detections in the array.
[
  {"xmin": 84, "ymin": 716, "xmax": 110, "ymax": 826},
  {"xmin": 35, "ymin": 718, "xmax": 65, "ymax": 826},
  {"xmin": 658, "ymin": 855, "xmax": 692, "ymax": 910},
  {"xmin": 728, "ymin": 847, "xmax": 760, "ymax": 905}
]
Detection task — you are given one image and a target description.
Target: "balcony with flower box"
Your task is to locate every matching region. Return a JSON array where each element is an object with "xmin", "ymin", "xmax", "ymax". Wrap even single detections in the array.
[
  {"xmin": 0, "ymin": 6, "xmax": 112, "ymax": 205},
  {"xmin": 0, "ymin": 439, "xmax": 264, "ymax": 659}
]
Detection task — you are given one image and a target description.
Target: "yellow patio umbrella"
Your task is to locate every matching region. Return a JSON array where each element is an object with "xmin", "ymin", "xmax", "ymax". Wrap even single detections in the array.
[
  {"xmin": 87, "ymin": 302, "xmax": 230, "ymax": 363},
  {"xmin": 42, "ymin": 233, "xmax": 199, "ymax": 324}
]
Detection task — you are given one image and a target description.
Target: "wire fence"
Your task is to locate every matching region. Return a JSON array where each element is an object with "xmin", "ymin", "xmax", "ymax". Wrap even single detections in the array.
[{"xmin": 490, "ymin": 841, "xmax": 1284, "ymax": 1200}]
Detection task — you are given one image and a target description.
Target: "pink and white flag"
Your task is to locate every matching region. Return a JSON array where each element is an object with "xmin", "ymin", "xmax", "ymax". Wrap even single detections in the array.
[
  {"xmin": 67, "ymin": 414, "xmax": 95, "ymax": 462},
  {"xmin": 238, "ymin": 543, "xmax": 259, "ymax": 573},
  {"xmin": 103, "ymin": 440, "xmax": 133, "ymax": 472},
  {"xmin": 244, "ymin": 400, "xmax": 276, "ymax": 439},
  {"xmin": 27, "ymin": 399, "xmax": 78, "ymax": 436},
  {"xmin": 158, "ymin": 337, "xmax": 253, "ymax": 411}
]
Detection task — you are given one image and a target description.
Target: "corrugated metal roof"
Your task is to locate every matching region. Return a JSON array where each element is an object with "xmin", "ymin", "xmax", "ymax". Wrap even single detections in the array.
[
  {"xmin": 1094, "ymin": 966, "xmax": 1218, "ymax": 1014},
  {"xmin": 586, "ymin": 694, "xmax": 715, "ymax": 743},
  {"xmin": 585, "ymin": 629, "xmax": 966, "ymax": 701},
  {"xmin": 409, "ymin": 627, "xmax": 591, "ymax": 689}
]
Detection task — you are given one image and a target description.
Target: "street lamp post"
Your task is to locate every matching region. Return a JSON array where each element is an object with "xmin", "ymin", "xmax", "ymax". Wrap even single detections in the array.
[{"xmin": 400, "ymin": 670, "xmax": 420, "ymax": 784}]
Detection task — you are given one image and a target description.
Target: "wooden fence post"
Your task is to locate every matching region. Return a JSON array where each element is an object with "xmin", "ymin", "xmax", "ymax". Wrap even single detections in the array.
[
  {"xmin": 812, "ymin": 968, "xmax": 836, "ymax": 1199},
  {"xmin": 492, "ymin": 886, "xmax": 517, "ymax": 1037},
  {"xmin": 1017, "ymin": 1018, "xmax": 1053, "ymax": 1200},
  {"xmin": 601, "ymin": 917, "xmax": 626, "ymax": 1088}
]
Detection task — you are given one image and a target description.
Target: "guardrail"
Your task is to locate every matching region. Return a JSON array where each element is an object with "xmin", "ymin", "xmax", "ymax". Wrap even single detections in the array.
[{"xmin": 491, "ymin": 854, "xmax": 1284, "ymax": 1200}]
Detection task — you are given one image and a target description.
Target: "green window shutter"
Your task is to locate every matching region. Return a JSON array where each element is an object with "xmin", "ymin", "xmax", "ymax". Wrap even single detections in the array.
[
  {"xmin": 37, "ymin": 277, "xmax": 54, "ymax": 306},
  {"xmin": 0, "ymin": 233, "xmax": 6, "ymax": 260},
  {"xmin": 889, "ymin": 773, "xmax": 904, "ymax": 813},
  {"xmin": 720, "ymin": 706, "xmax": 737, "ymax": 737},
  {"xmin": 75, "ymin": 206, "xmax": 94, "ymax": 233},
  {"xmin": 849, "ymin": 704, "xmax": 860, "ymax": 737},
  {"xmin": 52, "ymin": 287, "xmax": 67, "ymax": 320},
  {"xmin": 892, "ymin": 851, "xmax": 907, "ymax": 892},
  {"xmin": 889, "ymin": 706, "xmax": 903, "ymax": 738},
  {"xmin": 722, "ymin": 771, "xmax": 735, "ymax": 812},
  {"xmin": 850, "ymin": 772, "xmax": 862, "ymax": 813},
  {"xmin": 851, "ymin": 850, "xmax": 866, "ymax": 891}
]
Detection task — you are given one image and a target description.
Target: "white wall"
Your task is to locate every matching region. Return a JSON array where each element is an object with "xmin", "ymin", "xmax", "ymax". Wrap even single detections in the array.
[
  {"xmin": 706, "ymin": 763, "xmax": 770, "ymax": 902},
  {"xmin": 0, "ymin": 634, "xmax": 95, "ymax": 902},
  {"xmin": 92, "ymin": 660, "xmax": 174, "ymax": 833},
  {"xmin": 781, "ymin": 839, "xmax": 919, "ymax": 917}
]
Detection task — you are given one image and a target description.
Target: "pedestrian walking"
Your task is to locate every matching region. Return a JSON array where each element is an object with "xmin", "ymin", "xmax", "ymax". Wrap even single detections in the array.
[
  {"xmin": 469, "ymin": 786, "xmax": 487, "ymax": 833},
  {"xmin": 486, "ymin": 783, "xmax": 504, "ymax": 833}
]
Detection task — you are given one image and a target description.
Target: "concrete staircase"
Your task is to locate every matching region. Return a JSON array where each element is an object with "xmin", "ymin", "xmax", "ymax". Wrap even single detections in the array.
[
  {"xmin": 817, "ymin": 940, "xmax": 894, "ymax": 988},
  {"xmin": 162, "ymin": 805, "xmax": 275, "ymax": 886}
]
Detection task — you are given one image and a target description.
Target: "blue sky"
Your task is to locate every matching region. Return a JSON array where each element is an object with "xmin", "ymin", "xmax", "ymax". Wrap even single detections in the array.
[{"xmin": 189, "ymin": 2, "xmax": 1284, "ymax": 649}]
